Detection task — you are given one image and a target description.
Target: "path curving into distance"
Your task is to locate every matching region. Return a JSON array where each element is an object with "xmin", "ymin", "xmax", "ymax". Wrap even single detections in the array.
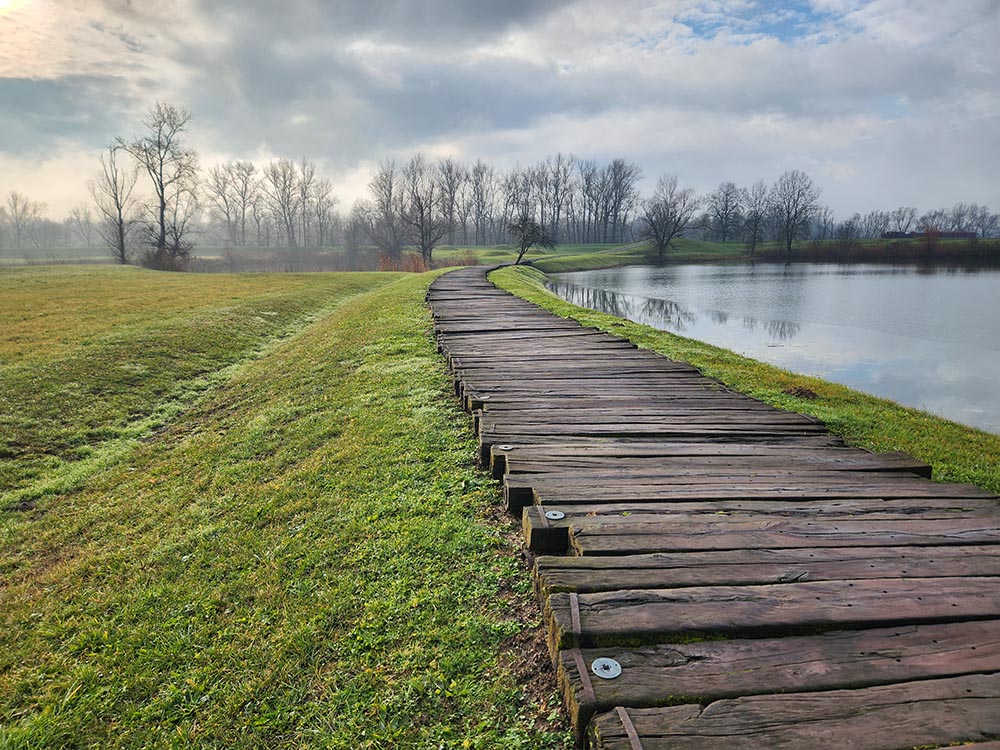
[{"xmin": 428, "ymin": 266, "xmax": 1000, "ymax": 750}]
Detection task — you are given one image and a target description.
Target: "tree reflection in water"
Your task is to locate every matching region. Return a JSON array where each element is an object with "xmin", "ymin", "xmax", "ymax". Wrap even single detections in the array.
[
  {"xmin": 546, "ymin": 281, "xmax": 696, "ymax": 331},
  {"xmin": 546, "ymin": 281, "xmax": 800, "ymax": 340}
]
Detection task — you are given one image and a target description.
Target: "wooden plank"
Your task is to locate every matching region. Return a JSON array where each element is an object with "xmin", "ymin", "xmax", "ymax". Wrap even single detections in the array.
[
  {"xmin": 507, "ymin": 468, "xmax": 977, "ymax": 509},
  {"xmin": 482, "ymin": 435, "xmax": 844, "ymax": 468},
  {"xmin": 524, "ymin": 480, "xmax": 990, "ymax": 510},
  {"xmin": 547, "ymin": 577, "xmax": 1000, "ymax": 651},
  {"xmin": 534, "ymin": 544, "xmax": 1000, "ymax": 594},
  {"xmin": 523, "ymin": 500, "xmax": 1000, "ymax": 554},
  {"xmin": 560, "ymin": 620, "xmax": 1000, "ymax": 735},
  {"xmin": 569, "ymin": 517, "xmax": 1000, "ymax": 555},
  {"xmin": 489, "ymin": 442, "xmax": 922, "ymax": 478},
  {"xmin": 589, "ymin": 673, "xmax": 1000, "ymax": 750},
  {"xmin": 504, "ymin": 452, "xmax": 932, "ymax": 477}
]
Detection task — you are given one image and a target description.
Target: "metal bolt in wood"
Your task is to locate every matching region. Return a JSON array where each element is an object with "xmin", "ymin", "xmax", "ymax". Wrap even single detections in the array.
[{"xmin": 591, "ymin": 657, "xmax": 622, "ymax": 679}]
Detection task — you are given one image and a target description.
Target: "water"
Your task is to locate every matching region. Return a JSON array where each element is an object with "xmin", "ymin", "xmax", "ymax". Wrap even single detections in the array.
[{"xmin": 547, "ymin": 263, "xmax": 1000, "ymax": 434}]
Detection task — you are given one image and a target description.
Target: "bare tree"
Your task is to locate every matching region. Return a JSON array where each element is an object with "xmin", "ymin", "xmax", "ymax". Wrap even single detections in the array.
[
  {"xmin": 263, "ymin": 158, "xmax": 300, "ymax": 247},
  {"xmin": 67, "ymin": 204, "xmax": 95, "ymax": 247},
  {"xmin": 889, "ymin": 206, "xmax": 917, "ymax": 234},
  {"xmin": 89, "ymin": 145, "xmax": 139, "ymax": 264},
  {"xmin": 706, "ymin": 181, "xmax": 743, "ymax": 242},
  {"xmin": 367, "ymin": 159, "xmax": 406, "ymax": 258},
  {"xmin": 948, "ymin": 202, "xmax": 972, "ymax": 232},
  {"xmin": 455, "ymin": 176, "xmax": 474, "ymax": 245},
  {"xmin": 163, "ymin": 183, "xmax": 199, "ymax": 260},
  {"xmin": 230, "ymin": 161, "xmax": 260, "ymax": 247},
  {"xmin": 311, "ymin": 177, "xmax": 338, "ymax": 247},
  {"xmin": 437, "ymin": 157, "xmax": 467, "ymax": 245},
  {"xmin": 814, "ymin": 205, "xmax": 837, "ymax": 241},
  {"xmin": 602, "ymin": 158, "xmax": 643, "ymax": 243},
  {"xmin": 545, "ymin": 153, "xmax": 575, "ymax": 243},
  {"xmin": 344, "ymin": 200, "xmax": 370, "ymax": 263},
  {"xmin": 969, "ymin": 204, "xmax": 999, "ymax": 238},
  {"xmin": 469, "ymin": 160, "xmax": 496, "ymax": 246},
  {"xmin": 118, "ymin": 102, "xmax": 199, "ymax": 262},
  {"xmin": 6, "ymin": 191, "xmax": 45, "ymax": 250},
  {"xmin": 297, "ymin": 158, "xmax": 317, "ymax": 246},
  {"xmin": 639, "ymin": 175, "xmax": 703, "ymax": 259},
  {"xmin": 509, "ymin": 213, "xmax": 555, "ymax": 264},
  {"xmin": 401, "ymin": 154, "xmax": 451, "ymax": 263},
  {"xmin": 859, "ymin": 209, "xmax": 889, "ymax": 239},
  {"xmin": 207, "ymin": 161, "xmax": 261, "ymax": 247},
  {"xmin": 769, "ymin": 170, "xmax": 821, "ymax": 255},
  {"xmin": 206, "ymin": 163, "xmax": 238, "ymax": 245},
  {"xmin": 836, "ymin": 213, "xmax": 863, "ymax": 251},
  {"xmin": 917, "ymin": 208, "xmax": 948, "ymax": 232}
]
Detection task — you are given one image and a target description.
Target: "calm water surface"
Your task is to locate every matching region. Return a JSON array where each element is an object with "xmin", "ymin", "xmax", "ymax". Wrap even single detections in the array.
[{"xmin": 548, "ymin": 263, "xmax": 1000, "ymax": 433}]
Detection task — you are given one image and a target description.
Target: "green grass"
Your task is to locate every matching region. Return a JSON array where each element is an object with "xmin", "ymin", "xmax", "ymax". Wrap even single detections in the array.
[
  {"xmin": 0, "ymin": 266, "xmax": 402, "ymax": 500},
  {"xmin": 433, "ymin": 243, "xmax": 636, "ymax": 268},
  {"xmin": 491, "ymin": 265, "xmax": 1000, "ymax": 495},
  {"xmin": 0, "ymin": 267, "xmax": 570, "ymax": 748}
]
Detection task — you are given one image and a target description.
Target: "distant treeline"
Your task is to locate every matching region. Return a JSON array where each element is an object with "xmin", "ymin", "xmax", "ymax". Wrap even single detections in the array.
[
  {"xmin": 1, "ymin": 102, "xmax": 998, "ymax": 268},
  {"xmin": 753, "ymin": 236, "xmax": 1000, "ymax": 265}
]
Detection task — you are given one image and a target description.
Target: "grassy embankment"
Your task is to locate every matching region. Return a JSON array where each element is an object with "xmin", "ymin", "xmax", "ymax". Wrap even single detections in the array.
[
  {"xmin": 491, "ymin": 265, "xmax": 1000, "ymax": 495},
  {"xmin": 0, "ymin": 266, "xmax": 569, "ymax": 748}
]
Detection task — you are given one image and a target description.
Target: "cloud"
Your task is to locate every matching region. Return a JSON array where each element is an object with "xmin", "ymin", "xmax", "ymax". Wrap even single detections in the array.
[{"xmin": 0, "ymin": 0, "xmax": 997, "ymax": 217}]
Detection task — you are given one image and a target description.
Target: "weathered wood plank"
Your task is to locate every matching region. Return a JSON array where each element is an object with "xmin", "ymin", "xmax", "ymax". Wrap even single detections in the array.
[
  {"xmin": 534, "ymin": 545, "xmax": 1000, "ymax": 594},
  {"xmin": 589, "ymin": 673, "xmax": 1000, "ymax": 750},
  {"xmin": 489, "ymin": 442, "xmax": 924, "ymax": 478},
  {"xmin": 547, "ymin": 577, "xmax": 1000, "ymax": 651},
  {"xmin": 507, "ymin": 468, "xmax": 982, "ymax": 509},
  {"xmin": 521, "ymin": 480, "xmax": 990, "ymax": 511},
  {"xmin": 503, "ymin": 451, "xmax": 932, "ymax": 477},
  {"xmin": 560, "ymin": 620, "xmax": 1000, "ymax": 736},
  {"xmin": 523, "ymin": 500, "xmax": 1000, "ymax": 553},
  {"xmin": 569, "ymin": 516, "xmax": 1000, "ymax": 555}
]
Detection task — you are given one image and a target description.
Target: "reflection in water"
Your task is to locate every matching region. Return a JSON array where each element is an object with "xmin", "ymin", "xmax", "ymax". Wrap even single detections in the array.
[
  {"xmin": 547, "ymin": 282, "xmax": 698, "ymax": 331},
  {"xmin": 547, "ymin": 280, "xmax": 799, "ymax": 341},
  {"xmin": 546, "ymin": 263, "xmax": 1000, "ymax": 433},
  {"xmin": 766, "ymin": 319, "xmax": 802, "ymax": 341}
]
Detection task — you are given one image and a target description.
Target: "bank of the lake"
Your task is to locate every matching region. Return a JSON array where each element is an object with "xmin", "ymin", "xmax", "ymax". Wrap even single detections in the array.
[{"xmin": 491, "ymin": 265, "xmax": 1000, "ymax": 496}]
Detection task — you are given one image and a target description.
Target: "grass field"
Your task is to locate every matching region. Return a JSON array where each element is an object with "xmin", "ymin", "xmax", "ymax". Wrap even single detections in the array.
[
  {"xmin": 492, "ymin": 265, "xmax": 1000, "ymax": 495},
  {"xmin": 0, "ymin": 266, "xmax": 570, "ymax": 748}
]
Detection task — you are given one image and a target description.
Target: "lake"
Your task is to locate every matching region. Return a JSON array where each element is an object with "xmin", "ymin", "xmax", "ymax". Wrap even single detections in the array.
[{"xmin": 547, "ymin": 263, "xmax": 1000, "ymax": 434}]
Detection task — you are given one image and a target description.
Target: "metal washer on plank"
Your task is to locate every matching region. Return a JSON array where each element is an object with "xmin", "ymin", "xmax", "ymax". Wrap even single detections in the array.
[
  {"xmin": 591, "ymin": 658, "xmax": 622, "ymax": 679},
  {"xmin": 497, "ymin": 444, "xmax": 515, "ymax": 451},
  {"xmin": 544, "ymin": 510, "xmax": 566, "ymax": 520}
]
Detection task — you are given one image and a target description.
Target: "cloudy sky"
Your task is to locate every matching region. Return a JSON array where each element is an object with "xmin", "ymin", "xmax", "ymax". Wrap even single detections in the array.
[{"xmin": 1, "ymin": 0, "xmax": 998, "ymax": 218}]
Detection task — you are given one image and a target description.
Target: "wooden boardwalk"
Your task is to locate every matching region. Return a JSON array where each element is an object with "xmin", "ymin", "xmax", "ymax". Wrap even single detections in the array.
[{"xmin": 427, "ymin": 266, "xmax": 1000, "ymax": 749}]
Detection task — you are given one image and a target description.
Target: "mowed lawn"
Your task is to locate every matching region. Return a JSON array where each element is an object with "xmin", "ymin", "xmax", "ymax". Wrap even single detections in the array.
[{"xmin": 0, "ymin": 267, "xmax": 569, "ymax": 748}]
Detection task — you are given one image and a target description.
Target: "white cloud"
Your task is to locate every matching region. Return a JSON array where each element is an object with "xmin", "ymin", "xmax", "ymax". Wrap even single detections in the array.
[{"xmin": 0, "ymin": 0, "xmax": 997, "ymax": 218}]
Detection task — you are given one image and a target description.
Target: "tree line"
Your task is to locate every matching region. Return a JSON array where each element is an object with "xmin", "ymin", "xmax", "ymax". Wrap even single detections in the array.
[{"xmin": 1, "ymin": 102, "xmax": 998, "ymax": 266}]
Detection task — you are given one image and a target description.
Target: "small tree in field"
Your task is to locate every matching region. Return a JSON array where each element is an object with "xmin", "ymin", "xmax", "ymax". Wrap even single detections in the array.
[
  {"xmin": 508, "ymin": 214, "xmax": 555, "ymax": 264},
  {"xmin": 118, "ymin": 102, "xmax": 199, "ymax": 269},
  {"xmin": 639, "ymin": 175, "xmax": 702, "ymax": 259},
  {"xmin": 90, "ymin": 144, "xmax": 139, "ymax": 264}
]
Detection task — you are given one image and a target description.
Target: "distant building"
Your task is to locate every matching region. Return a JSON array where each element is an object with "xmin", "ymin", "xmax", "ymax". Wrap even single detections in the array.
[{"xmin": 881, "ymin": 231, "xmax": 978, "ymax": 240}]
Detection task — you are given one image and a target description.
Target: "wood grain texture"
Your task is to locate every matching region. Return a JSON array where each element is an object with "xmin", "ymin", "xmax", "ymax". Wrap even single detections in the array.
[
  {"xmin": 560, "ymin": 620, "xmax": 1000, "ymax": 731},
  {"xmin": 589, "ymin": 673, "xmax": 1000, "ymax": 750},
  {"xmin": 548, "ymin": 577, "xmax": 1000, "ymax": 650}
]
